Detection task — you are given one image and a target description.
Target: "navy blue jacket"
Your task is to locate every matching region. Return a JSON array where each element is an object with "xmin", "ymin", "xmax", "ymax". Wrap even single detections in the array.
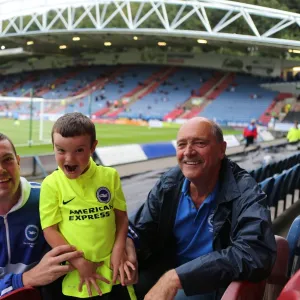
[
  {"xmin": 0, "ymin": 178, "xmax": 48, "ymax": 297},
  {"xmin": 129, "ymin": 157, "xmax": 277, "ymax": 297}
]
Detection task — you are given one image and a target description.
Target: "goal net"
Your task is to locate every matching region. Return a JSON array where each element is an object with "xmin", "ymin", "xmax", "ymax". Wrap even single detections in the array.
[{"xmin": 0, "ymin": 96, "xmax": 67, "ymax": 147}]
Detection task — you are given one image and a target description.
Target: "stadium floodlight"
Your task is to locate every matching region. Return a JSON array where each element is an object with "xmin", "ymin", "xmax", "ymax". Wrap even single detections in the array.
[{"xmin": 158, "ymin": 42, "xmax": 167, "ymax": 46}]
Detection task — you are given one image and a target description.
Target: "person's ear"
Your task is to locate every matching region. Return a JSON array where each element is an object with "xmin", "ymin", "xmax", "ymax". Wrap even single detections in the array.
[
  {"xmin": 16, "ymin": 155, "xmax": 20, "ymax": 166},
  {"xmin": 220, "ymin": 141, "xmax": 227, "ymax": 159},
  {"xmin": 91, "ymin": 140, "xmax": 98, "ymax": 153}
]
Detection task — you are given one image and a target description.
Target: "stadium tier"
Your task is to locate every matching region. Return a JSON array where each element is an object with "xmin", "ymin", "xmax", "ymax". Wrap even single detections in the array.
[
  {"xmin": 0, "ymin": 65, "xmax": 282, "ymax": 124},
  {"xmin": 199, "ymin": 74, "xmax": 278, "ymax": 124}
]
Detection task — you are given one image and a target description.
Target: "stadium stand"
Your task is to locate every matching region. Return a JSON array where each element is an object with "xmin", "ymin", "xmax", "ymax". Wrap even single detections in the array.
[
  {"xmin": 199, "ymin": 74, "xmax": 278, "ymax": 124},
  {"xmin": 247, "ymin": 153, "xmax": 300, "ymax": 221},
  {"xmin": 1, "ymin": 65, "xmax": 293, "ymax": 124},
  {"xmin": 118, "ymin": 67, "xmax": 212, "ymax": 120}
]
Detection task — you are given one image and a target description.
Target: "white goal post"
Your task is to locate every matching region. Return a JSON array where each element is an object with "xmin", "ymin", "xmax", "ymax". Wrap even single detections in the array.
[{"xmin": 0, "ymin": 96, "xmax": 62, "ymax": 144}]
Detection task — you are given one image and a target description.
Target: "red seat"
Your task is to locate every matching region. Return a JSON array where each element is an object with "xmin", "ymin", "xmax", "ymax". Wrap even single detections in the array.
[
  {"xmin": 264, "ymin": 235, "xmax": 289, "ymax": 300},
  {"xmin": 278, "ymin": 290, "xmax": 300, "ymax": 300},
  {"xmin": 278, "ymin": 269, "xmax": 300, "ymax": 299},
  {"xmin": 221, "ymin": 280, "xmax": 266, "ymax": 300},
  {"xmin": 222, "ymin": 235, "xmax": 289, "ymax": 300},
  {"xmin": 1, "ymin": 287, "xmax": 41, "ymax": 299}
]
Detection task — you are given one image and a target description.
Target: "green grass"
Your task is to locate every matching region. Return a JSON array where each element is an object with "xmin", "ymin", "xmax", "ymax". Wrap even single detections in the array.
[{"xmin": 0, "ymin": 119, "xmax": 241, "ymax": 156}]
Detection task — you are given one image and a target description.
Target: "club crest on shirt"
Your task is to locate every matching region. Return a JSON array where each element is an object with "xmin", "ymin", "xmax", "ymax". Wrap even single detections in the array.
[
  {"xmin": 208, "ymin": 212, "xmax": 214, "ymax": 233},
  {"xmin": 25, "ymin": 225, "xmax": 39, "ymax": 242},
  {"xmin": 96, "ymin": 187, "xmax": 111, "ymax": 203}
]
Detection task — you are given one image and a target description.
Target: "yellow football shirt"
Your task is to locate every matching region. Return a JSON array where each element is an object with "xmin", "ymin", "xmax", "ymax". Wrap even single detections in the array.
[{"xmin": 40, "ymin": 158, "xmax": 127, "ymax": 298}]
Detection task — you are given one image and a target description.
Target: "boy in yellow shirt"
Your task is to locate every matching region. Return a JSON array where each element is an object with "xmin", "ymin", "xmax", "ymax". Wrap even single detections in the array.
[{"xmin": 39, "ymin": 112, "xmax": 135, "ymax": 299}]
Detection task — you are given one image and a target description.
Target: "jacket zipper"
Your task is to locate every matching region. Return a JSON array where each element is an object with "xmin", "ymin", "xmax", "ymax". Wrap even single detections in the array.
[{"xmin": 3, "ymin": 216, "xmax": 11, "ymax": 263}]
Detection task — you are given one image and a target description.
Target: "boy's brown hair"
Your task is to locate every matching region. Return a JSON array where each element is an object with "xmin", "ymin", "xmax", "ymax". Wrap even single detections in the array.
[{"xmin": 51, "ymin": 112, "xmax": 96, "ymax": 147}]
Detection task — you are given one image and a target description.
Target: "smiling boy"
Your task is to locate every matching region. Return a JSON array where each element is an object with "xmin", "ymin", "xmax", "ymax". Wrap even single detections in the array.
[{"xmin": 39, "ymin": 113, "xmax": 135, "ymax": 299}]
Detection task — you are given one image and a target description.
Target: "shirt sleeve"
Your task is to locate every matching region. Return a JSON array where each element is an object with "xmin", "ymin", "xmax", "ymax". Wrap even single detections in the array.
[
  {"xmin": 113, "ymin": 170, "xmax": 127, "ymax": 211},
  {"xmin": 39, "ymin": 177, "xmax": 62, "ymax": 229},
  {"xmin": 0, "ymin": 273, "xmax": 24, "ymax": 297}
]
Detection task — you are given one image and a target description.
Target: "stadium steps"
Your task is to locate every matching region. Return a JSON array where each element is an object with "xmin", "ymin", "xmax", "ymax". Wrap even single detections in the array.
[
  {"xmin": 122, "ymin": 67, "xmax": 171, "ymax": 98},
  {"xmin": 174, "ymin": 74, "xmax": 231, "ymax": 120},
  {"xmin": 45, "ymin": 66, "xmax": 129, "ymax": 114},
  {"xmin": 93, "ymin": 107, "xmax": 110, "ymax": 117},
  {"xmin": 133, "ymin": 67, "xmax": 177, "ymax": 100},
  {"xmin": 206, "ymin": 72, "xmax": 235, "ymax": 100},
  {"xmin": 102, "ymin": 67, "xmax": 177, "ymax": 117},
  {"xmin": 71, "ymin": 65, "xmax": 129, "ymax": 98},
  {"xmin": 198, "ymin": 72, "xmax": 224, "ymax": 96},
  {"xmin": 163, "ymin": 108, "xmax": 184, "ymax": 121},
  {"xmin": 180, "ymin": 105, "xmax": 203, "ymax": 119},
  {"xmin": 33, "ymin": 70, "xmax": 81, "ymax": 97},
  {"xmin": 1, "ymin": 75, "xmax": 36, "ymax": 94},
  {"xmin": 259, "ymin": 93, "xmax": 294, "ymax": 125},
  {"xmin": 105, "ymin": 107, "xmax": 125, "ymax": 118}
]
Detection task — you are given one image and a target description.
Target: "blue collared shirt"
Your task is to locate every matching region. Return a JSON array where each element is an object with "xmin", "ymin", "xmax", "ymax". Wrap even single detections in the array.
[{"xmin": 174, "ymin": 178, "xmax": 218, "ymax": 266}]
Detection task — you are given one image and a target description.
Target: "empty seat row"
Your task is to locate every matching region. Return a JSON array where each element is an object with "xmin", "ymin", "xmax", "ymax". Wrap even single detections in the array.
[{"xmin": 250, "ymin": 153, "xmax": 300, "ymax": 183}]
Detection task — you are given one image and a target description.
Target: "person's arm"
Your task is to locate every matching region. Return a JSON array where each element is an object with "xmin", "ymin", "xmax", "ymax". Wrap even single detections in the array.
[
  {"xmin": 111, "ymin": 210, "xmax": 128, "ymax": 283},
  {"xmin": 0, "ymin": 245, "xmax": 83, "ymax": 297},
  {"xmin": 43, "ymin": 224, "xmax": 69, "ymax": 248},
  {"xmin": 114, "ymin": 210, "xmax": 128, "ymax": 250},
  {"xmin": 175, "ymin": 180, "xmax": 276, "ymax": 296},
  {"xmin": 110, "ymin": 170, "xmax": 129, "ymax": 283}
]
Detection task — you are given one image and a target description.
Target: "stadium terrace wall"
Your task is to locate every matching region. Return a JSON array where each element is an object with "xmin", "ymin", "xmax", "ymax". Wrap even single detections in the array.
[
  {"xmin": 19, "ymin": 134, "xmax": 258, "ymax": 178},
  {"xmin": 1, "ymin": 51, "xmax": 289, "ymax": 77}
]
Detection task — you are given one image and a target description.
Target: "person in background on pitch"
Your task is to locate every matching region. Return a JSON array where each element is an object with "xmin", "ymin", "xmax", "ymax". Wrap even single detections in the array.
[
  {"xmin": 287, "ymin": 121, "xmax": 300, "ymax": 143},
  {"xmin": 243, "ymin": 119, "xmax": 258, "ymax": 148},
  {"xmin": 125, "ymin": 117, "xmax": 276, "ymax": 300},
  {"xmin": 39, "ymin": 112, "xmax": 136, "ymax": 299},
  {"xmin": 0, "ymin": 133, "xmax": 83, "ymax": 298}
]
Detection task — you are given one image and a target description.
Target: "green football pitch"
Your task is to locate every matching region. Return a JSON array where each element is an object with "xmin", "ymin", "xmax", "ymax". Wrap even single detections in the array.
[{"xmin": 0, "ymin": 119, "xmax": 241, "ymax": 156}]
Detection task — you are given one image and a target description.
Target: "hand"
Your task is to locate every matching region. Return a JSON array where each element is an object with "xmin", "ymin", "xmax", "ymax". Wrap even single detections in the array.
[
  {"xmin": 118, "ymin": 252, "xmax": 136, "ymax": 286},
  {"xmin": 69, "ymin": 257, "xmax": 110, "ymax": 297},
  {"xmin": 144, "ymin": 270, "xmax": 182, "ymax": 300},
  {"xmin": 111, "ymin": 244, "xmax": 124, "ymax": 284},
  {"xmin": 22, "ymin": 245, "xmax": 83, "ymax": 287},
  {"xmin": 119, "ymin": 238, "xmax": 138, "ymax": 285}
]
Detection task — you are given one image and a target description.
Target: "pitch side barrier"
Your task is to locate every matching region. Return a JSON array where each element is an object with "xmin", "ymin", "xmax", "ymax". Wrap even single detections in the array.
[
  {"xmin": 20, "ymin": 134, "xmax": 241, "ymax": 177},
  {"xmin": 19, "ymin": 132, "xmax": 288, "ymax": 179}
]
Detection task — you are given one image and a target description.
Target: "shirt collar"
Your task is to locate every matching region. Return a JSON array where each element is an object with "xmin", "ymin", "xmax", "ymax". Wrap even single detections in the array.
[
  {"xmin": 7, "ymin": 177, "xmax": 31, "ymax": 214},
  {"xmin": 181, "ymin": 177, "xmax": 219, "ymax": 204},
  {"xmin": 181, "ymin": 178, "xmax": 190, "ymax": 195}
]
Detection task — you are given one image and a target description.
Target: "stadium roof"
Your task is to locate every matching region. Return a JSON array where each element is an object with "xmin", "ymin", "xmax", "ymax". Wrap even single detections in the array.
[{"xmin": 0, "ymin": 0, "xmax": 300, "ymax": 59}]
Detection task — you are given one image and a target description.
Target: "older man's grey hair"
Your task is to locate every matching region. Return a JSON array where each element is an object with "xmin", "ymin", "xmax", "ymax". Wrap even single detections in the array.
[{"xmin": 210, "ymin": 122, "xmax": 224, "ymax": 143}]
